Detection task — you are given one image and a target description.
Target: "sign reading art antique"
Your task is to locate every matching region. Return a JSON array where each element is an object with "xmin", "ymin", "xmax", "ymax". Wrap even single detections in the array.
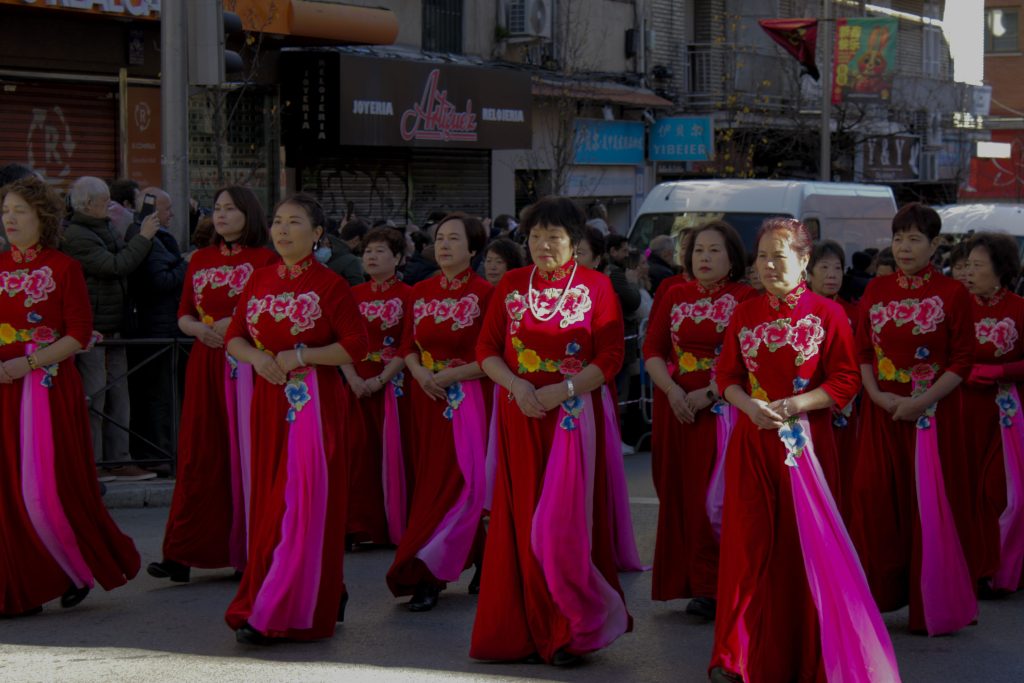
[
  {"xmin": 833, "ymin": 17, "xmax": 898, "ymax": 105},
  {"xmin": 282, "ymin": 51, "xmax": 532, "ymax": 150}
]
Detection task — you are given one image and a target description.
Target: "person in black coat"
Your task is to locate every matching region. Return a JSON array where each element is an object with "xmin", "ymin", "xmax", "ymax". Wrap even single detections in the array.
[{"xmin": 646, "ymin": 234, "xmax": 677, "ymax": 294}]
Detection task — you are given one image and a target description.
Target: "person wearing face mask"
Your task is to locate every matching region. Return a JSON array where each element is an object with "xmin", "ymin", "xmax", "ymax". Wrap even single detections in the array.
[
  {"xmin": 223, "ymin": 193, "xmax": 368, "ymax": 645},
  {"xmin": 849, "ymin": 203, "xmax": 978, "ymax": 637},
  {"xmin": 807, "ymin": 240, "xmax": 860, "ymax": 521},
  {"xmin": 342, "ymin": 227, "xmax": 413, "ymax": 548},
  {"xmin": 960, "ymin": 232, "xmax": 1024, "ymax": 596},
  {"xmin": 709, "ymin": 218, "xmax": 897, "ymax": 683},
  {"xmin": 147, "ymin": 187, "xmax": 277, "ymax": 585},
  {"xmin": 386, "ymin": 212, "xmax": 494, "ymax": 612},
  {"xmin": 317, "ymin": 217, "xmax": 366, "ymax": 287},
  {"xmin": 642, "ymin": 221, "xmax": 754, "ymax": 618}
]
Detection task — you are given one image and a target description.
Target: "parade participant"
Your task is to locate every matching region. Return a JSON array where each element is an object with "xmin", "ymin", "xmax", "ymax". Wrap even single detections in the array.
[
  {"xmin": 148, "ymin": 187, "xmax": 276, "ymax": 583},
  {"xmin": 807, "ymin": 240, "xmax": 860, "ymax": 519},
  {"xmin": 0, "ymin": 176, "xmax": 140, "ymax": 616},
  {"xmin": 482, "ymin": 238, "xmax": 524, "ymax": 287},
  {"xmin": 471, "ymin": 196, "xmax": 632, "ymax": 666},
  {"xmin": 710, "ymin": 218, "xmax": 899, "ymax": 683},
  {"xmin": 962, "ymin": 232, "xmax": 1024, "ymax": 594},
  {"xmin": 386, "ymin": 212, "xmax": 493, "ymax": 611},
  {"xmin": 849, "ymin": 203, "xmax": 978, "ymax": 636},
  {"xmin": 224, "ymin": 193, "xmax": 368, "ymax": 644},
  {"xmin": 643, "ymin": 220, "xmax": 753, "ymax": 615},
  {"xmin": 342, "ymin": 227, "xmax": 413, "ymax": 547}
]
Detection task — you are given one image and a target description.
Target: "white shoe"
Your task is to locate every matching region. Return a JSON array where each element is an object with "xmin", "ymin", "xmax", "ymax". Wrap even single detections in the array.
[{"xmin": 621, "ymin": 441, "xmax": 635, "ymax": 454}]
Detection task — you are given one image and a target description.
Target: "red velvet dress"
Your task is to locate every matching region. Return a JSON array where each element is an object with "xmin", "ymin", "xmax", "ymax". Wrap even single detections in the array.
[
  {"xmin": 0, "ymin": 246, "xmax": 139, "ymax": 615},
  {"xmin": 710, "ymin": 282, "xmax": 860, "ymax": 682},
  {"xmin": 471, "ymin": 262, "xmax": 632, "ymax": 663},
  {"xmin": 964, "ymin": 288, "xmax": 1024, "ymax": 586},
  {"xmin": 849, "ymin": 265, "xmax": 975, "ymax": 630},
  {"xmin": 642, "ymin": 279, "xmax": 754, "ymax": 601},
  {"xmin": 386, "ymin": 268, "xmax": 493, "ymax": 595},
  {"xmin": 831, "ymin": 296, "xmax": 861, "ymax": 522},
  {"xmin": 648, "ymin": 272, "xmax": 692, "ymax": 464},
  {"xmin": 223, "ymin": 255, "xmax": 368, "ymax": 640},
  {"xmin": 161, "ymin": 243, "xmax": 277, "ymax": 570},
  {"xmin": 345, "ymin": 275, "xmax": 413, "ymax": 545}
]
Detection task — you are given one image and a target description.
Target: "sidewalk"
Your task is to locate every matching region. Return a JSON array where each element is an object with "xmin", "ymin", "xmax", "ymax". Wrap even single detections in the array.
[{"xmin": 103, "ymin": 479, "xmax": 175, "ymax": 509}]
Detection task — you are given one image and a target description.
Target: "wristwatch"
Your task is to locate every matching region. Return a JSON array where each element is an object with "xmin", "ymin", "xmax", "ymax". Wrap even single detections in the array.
[{"xmin": 566, "ymin": 378, "xmax": 576, "ymax": 398}]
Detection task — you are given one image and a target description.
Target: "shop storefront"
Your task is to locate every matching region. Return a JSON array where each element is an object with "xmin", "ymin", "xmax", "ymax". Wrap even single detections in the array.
[{"xmin": 281, "ymin": 50, "xmax": 533, "ymax": 225}]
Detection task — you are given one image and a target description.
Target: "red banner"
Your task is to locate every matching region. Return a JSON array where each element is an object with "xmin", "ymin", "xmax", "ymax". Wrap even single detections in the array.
[{"xmin": 758, "ymin": 19, "xmax": 820, "ymax": 80}]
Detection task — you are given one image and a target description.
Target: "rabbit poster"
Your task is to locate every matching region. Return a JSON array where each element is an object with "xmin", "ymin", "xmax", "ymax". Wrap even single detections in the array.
[{"xmin": 832, "ymin": 17, "xmax": 898, "ymax": 104}]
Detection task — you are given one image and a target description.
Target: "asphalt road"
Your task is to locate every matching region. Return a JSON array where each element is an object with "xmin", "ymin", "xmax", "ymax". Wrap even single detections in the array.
[{"xmin": 1, "ymin": 452, "xmax": 1023, "ymax": 682}]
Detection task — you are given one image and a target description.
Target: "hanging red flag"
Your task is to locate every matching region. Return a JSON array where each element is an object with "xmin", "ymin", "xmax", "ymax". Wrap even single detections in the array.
[{"xmin": 758, "ymin": 18, "xmax": 820, "ymax": 80}]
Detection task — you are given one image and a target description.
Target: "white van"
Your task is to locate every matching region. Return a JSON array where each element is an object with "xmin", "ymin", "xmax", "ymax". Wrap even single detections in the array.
[
  {"xmin": 628, "ymin": 179, "xmax": 897, "ymax": 263},
  {"xmin": 936, "ymin": 203, "xmax": 1024, "ymax": 259}
]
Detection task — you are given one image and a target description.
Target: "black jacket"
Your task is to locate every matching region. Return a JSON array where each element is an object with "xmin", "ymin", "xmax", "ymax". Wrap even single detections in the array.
[
  {"xmin": 647, "ymin": 253, "xmax": 677, "ymax": 295},
  {"xmin": 125, "ymin": 223, "xmax": 187, "ymax": 337}
]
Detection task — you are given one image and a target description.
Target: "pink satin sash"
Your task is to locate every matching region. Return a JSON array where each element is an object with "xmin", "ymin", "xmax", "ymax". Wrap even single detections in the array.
[
  {"xmin": 599, "ymin": 386, "xmax": 645, "ymax": 572},
  {"xmin": 382, "ymin": 382, "xmax": 407, "ymax": 545},
  {"xmin": 248, "ymin": 370, "xmax": 329, "ymax": 634},
  {"xmin": 992, "ymin": 385, "xmax": 1024, "ymax": 591},
  {"xmin": 19, "ymin": 350, "xmax": 94, "ymax": 590},
  {"xmin": 484, "ymin": 385, "xmax": 500, "ymax": 511},
  {"xmin": 914, "ymin": 415, "xmax": 978, "ymax": 635},
  {"xmin": 415, "ymin": 379, "xmax": 487, "ymax": 582},
  {"xmin": 706, "ymin": 403, "xmax": 736, "ymax": 540},
  {"xmin": 224, "ymin": 355, "xmax": 254, "ymax": 572},
  {"xmin": 785, "ymin": 416, "xmax": 901, "ymax": 683},
  {"xmin": 531, "ymin": 393, "xmax": 629, "ymax": 653}
]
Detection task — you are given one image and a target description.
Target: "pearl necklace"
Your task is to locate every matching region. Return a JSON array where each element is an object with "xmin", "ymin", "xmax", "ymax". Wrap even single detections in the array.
[{"xmin": 527, "ymin": 262, "xmax": 578, "ymax": 322}]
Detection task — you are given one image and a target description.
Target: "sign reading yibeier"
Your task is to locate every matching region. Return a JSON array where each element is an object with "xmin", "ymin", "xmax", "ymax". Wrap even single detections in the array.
[
  {"xmin": 283, "ymin": 51, "xmax": 532, "ymax": 150},
  {"xmin": 648, "ymin": 116, "xmax": 713, "ymax": 161}
]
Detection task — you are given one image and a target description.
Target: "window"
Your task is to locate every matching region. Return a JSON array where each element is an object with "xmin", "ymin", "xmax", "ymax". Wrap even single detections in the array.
[
  {"xmin": 985, "ymin": 8, "xmax": 1020, "ymax": 53},
  {"xmin": 422, "ymin": 0, "xmax": 463, "ymax": 54}
]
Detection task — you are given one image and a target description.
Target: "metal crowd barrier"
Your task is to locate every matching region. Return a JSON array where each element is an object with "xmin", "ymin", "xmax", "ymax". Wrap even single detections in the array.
[{"xmin": 618, "ymin": 330, "xmax": 654, "ymax": 453}]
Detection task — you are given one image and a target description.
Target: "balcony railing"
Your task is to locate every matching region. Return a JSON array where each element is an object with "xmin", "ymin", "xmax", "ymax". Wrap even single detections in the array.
[{"xmin": 680, "ymin": 43, "xmax": 800, "ymax": 113}]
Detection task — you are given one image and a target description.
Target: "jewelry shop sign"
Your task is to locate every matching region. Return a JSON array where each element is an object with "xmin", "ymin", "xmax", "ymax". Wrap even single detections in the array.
[{"xmin": 282, "ymin": 51, "xmax": 532, "ymax": 150}]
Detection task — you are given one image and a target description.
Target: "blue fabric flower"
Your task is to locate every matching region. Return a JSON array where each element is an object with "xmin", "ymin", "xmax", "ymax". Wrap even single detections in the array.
[
  {"xmin": 916, "ymin": 415, "xmax": 931, "ymax": 430},
  {"xmin": 445, "ymin": 381, "xmax": 466, "ymax": 412},
  {"xmin": 914, "ymin": 346, "xmax": 930, "ymax": 360},
  {"xmin": 711, "ymin": 401, "xmax": 724, "ymax": 416},
  {"xmin": 40, "ymin": 374, "xmax": 53, "ymax": 389},
  {"xmin": 792, "ymin": 376, "xmax": 810, "ymax": 392},
  {"xmin": 442, "ymin": 406, "xmax": 454, "ymax": 421},
  {"xmin": 833, "ymin": 414, "xmax": 848, "ymax": 428},
  {"xmin": 284, "ymin": 376, "xmax": 311, "ymax": 421},
  {"xmin": 560, "ymin": 415, "xmax": 578, "ymax": 431},
  {"xmin": 714, "ymin": 344, "xmax": 723, "ymax": 356},
  {"xmin": 1001, "ymin": 415, "xmax": 1014, "ymax": 429},
  {"xmin": 226, "ymin": 354, "xmax": 239, "ymax": 380},
  {"xmin": 562, "ymin": 395, "xmax": 584, "ymax": 415},
  {"xmin": 778, "ymin": 421, "xmax": 808, "ymax": 467},
  {"xmin": 286, "ymin": 407, "xmax": 297, "ymax": 423},
  {"xmin": 566, "ymin": 341, "xmax": 581, "ymax": 356},
  {"xmin": 997, "ymin": 393, "xmax": 1018, "ymax": 414},
  {"xmin": 27, "ymin": 311, "xmax": 42, "ymax": 323},
  {"xmin": 383, "ymin": 336, "xmax": 395, "ymax": 346}
]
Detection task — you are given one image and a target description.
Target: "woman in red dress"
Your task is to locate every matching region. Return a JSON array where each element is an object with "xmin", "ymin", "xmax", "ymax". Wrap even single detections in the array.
[
  {"xmin": 471, "ymin": 197, "xmax": 631, "ymax": 666},
  {"xmin": 223, "ymin": 193, "xmax": 368, "ymax": 644},
  {"xmin": 962, "ymin": 232, "xmax": 1024, "ymax": 593},
  {"xmin": 643, "ymin": 220, "xmax": 753, "ymax": 616},
  {"xmin": 710, "ymin": 218, "xmax": 898, "ymax": 683},
  {"xmin": 149, "ymin": 186, "xmax": 276, "ymax": 583},
  {"xmin": 342, "ymin": 227, "xmax": 412, "ymax": 547},
  {"xmin": 0, "ymin": 176, "xmax": 139, "ymax": 616},
  {"xmin": 386, "ymin": 213, "xmax": 493, "ymax": 611},
  {"xmin": 807, "ymin": 240, "xmax": 860, "ymax": 520},
  {"xmin": 849, "ymin": 203, "xmax": 978, "ymax": 636}
]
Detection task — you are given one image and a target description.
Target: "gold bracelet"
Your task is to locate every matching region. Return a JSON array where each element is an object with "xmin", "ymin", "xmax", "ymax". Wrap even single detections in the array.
[{"xmin": 26, "ymin": 353, "xmax": 39, "ymax": 371}]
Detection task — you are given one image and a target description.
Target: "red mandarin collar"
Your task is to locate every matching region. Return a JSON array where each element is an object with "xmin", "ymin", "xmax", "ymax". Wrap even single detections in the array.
[
  {"xmin": 538, "ymin": 259, "xmax": 576, "ymax": 282},
  {"xmin": 897, "ymin": 264, "xmax": 937, "ymax": 290},
  {"xmin": 370, "ymin": 274, "xmax": 399, "ymax": 292},
  {"xmin": 440, "ymin": 267, "xmax": 472, "ymax": 290},
  {"xmin": 767, "ymin": 280, "xmax": 808, "ymax": 311},
  {"xmin": 974, "ymin": 287, "xmax": 1007, "ymax": 307},
  {"xmin": 11, "ymin": 243, "xmax": 43, "ymax": 264},
  {"xmin": 218, "ymin": 241, "xmax": 243, "ymax": 257},
  {"xmin": 276, "ymin": 253, "xmax": 315, "ymax": 280},
  {"xmin": 696, "ymin": 277, "xmax": 728, "ymax": 296}
]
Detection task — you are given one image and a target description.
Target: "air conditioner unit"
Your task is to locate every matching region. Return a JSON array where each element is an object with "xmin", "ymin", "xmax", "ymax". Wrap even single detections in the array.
[{"xmin": 506, "ymin": 0, "xmax": 552, "ymax": 40}]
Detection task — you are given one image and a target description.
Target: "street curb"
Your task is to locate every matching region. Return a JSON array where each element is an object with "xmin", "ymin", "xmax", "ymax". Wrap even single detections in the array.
[{"xmin": 102, "ymin": 479, "xmax": 175, "ymax": 509}]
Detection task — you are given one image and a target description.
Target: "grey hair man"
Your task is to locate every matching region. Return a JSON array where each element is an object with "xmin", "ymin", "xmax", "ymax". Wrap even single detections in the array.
[
  {"xmin": 62, "ymin": 176, "xmax": 159, "ymax": 481},
  {"xmin": 647, "ymin": 233, "xmax": 678, "ymax": 294}
]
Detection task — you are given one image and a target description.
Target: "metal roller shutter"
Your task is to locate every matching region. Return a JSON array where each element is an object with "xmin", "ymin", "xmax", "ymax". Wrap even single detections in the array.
[
  {"xmin": 410, "ymin": 148, "xmax": 490, "ymax": 224},
  {"xmin": 0, "ymin": 81, "xmax": 118, "ymax": 190}
]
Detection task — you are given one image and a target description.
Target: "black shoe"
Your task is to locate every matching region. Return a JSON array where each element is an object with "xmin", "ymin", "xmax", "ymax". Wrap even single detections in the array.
[
  {"xmin": 231, "ymin": 570, "xmax": 244, "ymax": 581},
  {"xmin": 468, "ymin": 563, "xmax": 482, "ymax": 595},
  {"xmin": 235, "ymin": 622, "xmax": 285, "ymax": 646},
  {"xmin": 337, "ymin": 592, "xmax": 349, "ymax": 622},
  {"xmin": 710, "ymin": 666, "xmax": 743, "ymax": 683},
  {"xmin": 520, "ymin": 652, "xmax": 543, "ymax": 664},
  {"xmin": 685, "ymin": 596, "xmax": 717, "ymax": 619},
  {"xmin": 407, "ymin": 583, "xmax": 440, "ymax": 612},
  {"xmin": 60, "ymin": 584, "xmax": 90, "ymax": 609},
  {"xmin": 551, "ymin": 649, "xmax": 582, "ymax": 667},
  {"xmin": 147, "ymin": 560, "xmax": 191, "ymax": 583}
]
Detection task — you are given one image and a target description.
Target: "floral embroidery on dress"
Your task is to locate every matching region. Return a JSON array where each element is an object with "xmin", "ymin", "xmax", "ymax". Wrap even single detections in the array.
[
  {"xmin": 505, "ymin": 285, "xmax": 592, "ymax": 331},
  {"xmin": 38, "ymin": 362, "xmax": 59, "ymax": 389},
  {"xmin": 193, "ymin": 263, "xmax": 255, "ymax": 301},
  {"xmin": 538, "ymin": 260, "xmax": 575, "ymax": 282},
  {"xmin": 873, "ymin": 344, "xmax": 940, "ymax": 386},
  {"xmin": 366, "ymin": 335, "xmax": 399, "ymax": 363},
  {"xmin": 218, "ymin": 242, "xmax": 243, "ymax": 257},
  {"xmin": 896, "ymin": 267, "xmax": 933, "ymax": 290},
  {"xmin": 439, "ymin": 269, "xmax": 471, "ymax": 290},
  {"xmin": 559, "ymin": 395, "xmax": 585, "ymax": 431},
  {"xmin": 832, "ymin": 400, "xmax": 854, "ymax": 428},
  {"xmin": 442, "ymin": 382, "xmax": 466, "ymax": 420},
  {"xmin": 284, "ymin": 369, "xmax": 312, "ymax": 422},
  {"xmin": 767, "ymin": 281, "xmax": 808, "ymax": 311},
  {"xmin": 226, "ymin": 353, "xmax": 239, "ymax": 380},
  {"xmin": 738, "ymin": 314, "xmax": 825, "ymax": 369},
  {"xmin": 11, "ymin": 244, "xmax": 43, "ymax": 264},
  {"xmin": 245, "ymin": 291, "xmax": 322, "ymax": 335},
  {"xmin": 413, "ymin": 294, "xmax": 481, "ymax": 331},
  {"xmin": 276, "ymin": 257, "xmax": 313, "ymax": 280},
  {"xmin": 696, "ymin": 278, "xmax": 727, "ymax": 296},
  {"xmin": 997, "ymin": 387, "xmax": 1019, "ymax": 429},
  {"xmin": 0, "ymin": 266, "xmax": 57, "ymax": 306},
  {"xmin": 360, "ymin": 297, "xmax": 404, "ymax": 330},
  {"xmin": 675, "ymin": 349, "xmax": 715, "ymax": 374},
  {"xmin": 749, "ymin": 372, "xmax": 769, "ymax": 401},
  {"xmin": 670, "ymin": 294, "xmax": 738, "ymax": 334},
  {"xmin": 418, "ymin": 347, "xmax": 464, "ymax": 371},
  {"xmin": 511, "ymin": 336, "xmax": 586, "ymax": 375},
  {"xmin": 974, "ymin": 288, "xmax": 1008, "ymax": 308},
  {"xmin": 370, "ymin": 275, "xmax": 399, "ymax": 293},
  {"xmin": 0, "ymin": 323, "xmax": 58, "ymax": 346},
  {"xmin": 869, "ymin": 296, "xmax": 945, "ymax": 336},
  {"xmin": 975, "ymin": 317, "xmax": 1019, "ymax": 357}
]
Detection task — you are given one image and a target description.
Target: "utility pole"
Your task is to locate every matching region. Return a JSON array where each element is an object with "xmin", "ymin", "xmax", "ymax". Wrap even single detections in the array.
[
  {"xmin": 820, "ymin": 0, "xmax": 832, "ymax": 181},
  {"xmin": 161, "ymin": 1, "xmax": 191, "ymax": 249}
]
